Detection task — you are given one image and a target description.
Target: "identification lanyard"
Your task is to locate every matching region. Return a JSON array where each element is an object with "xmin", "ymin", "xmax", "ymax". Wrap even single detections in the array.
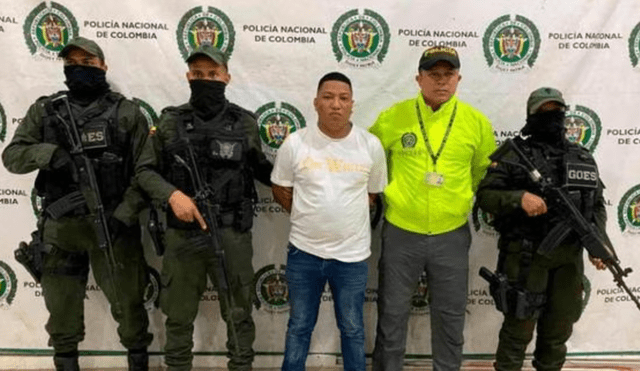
[{"xmin": 415, "ymin": 100, "xmax": 457, "ymax": 170}]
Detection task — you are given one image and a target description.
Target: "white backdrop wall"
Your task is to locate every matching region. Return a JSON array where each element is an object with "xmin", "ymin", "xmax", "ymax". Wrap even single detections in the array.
[{"xmin": 1, "ymin": 0, "xmax": 640, "ymax": 368}]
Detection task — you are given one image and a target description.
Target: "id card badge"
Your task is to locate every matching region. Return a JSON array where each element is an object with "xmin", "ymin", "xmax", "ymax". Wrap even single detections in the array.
[{"xmin": 424, "ymin": 172, "xmax": 444, "ymax": 187}]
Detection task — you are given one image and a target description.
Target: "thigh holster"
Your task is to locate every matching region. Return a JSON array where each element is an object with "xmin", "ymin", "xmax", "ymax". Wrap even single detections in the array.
[{"xmin": 488, "ymin": 239, "xmax": 547, "ymax": 320}]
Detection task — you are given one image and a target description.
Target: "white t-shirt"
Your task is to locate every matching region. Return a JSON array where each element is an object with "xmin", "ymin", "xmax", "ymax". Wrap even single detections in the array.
[{"xmin": 271, "ymin": 123, "xmax": 387, "ymax": 262}]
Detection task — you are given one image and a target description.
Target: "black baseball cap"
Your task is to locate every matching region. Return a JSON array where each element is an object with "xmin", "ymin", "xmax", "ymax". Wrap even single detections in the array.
[{"xmin": 419, "ymin": 46, "xmax": 460, "ymax": 70}]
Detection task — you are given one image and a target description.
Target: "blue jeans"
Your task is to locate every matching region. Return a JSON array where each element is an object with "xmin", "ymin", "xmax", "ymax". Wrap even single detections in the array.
[{"xmin": 282, "ymin": 243, "xmax": 368, "ymax": 371}]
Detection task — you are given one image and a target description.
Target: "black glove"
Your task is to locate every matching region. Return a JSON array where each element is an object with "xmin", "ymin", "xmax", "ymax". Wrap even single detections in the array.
[
  {"xmin": 50, "ymin": 148, "xmax": 78, "ymax": 182},
  {"xmin": 50, "ymin": 147, "xmax": 72, "ymax": 169}
]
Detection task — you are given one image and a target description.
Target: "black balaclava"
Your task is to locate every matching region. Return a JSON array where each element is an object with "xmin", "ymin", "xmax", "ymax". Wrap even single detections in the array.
[
  {"xmin": 64, "ymin": 65, "xmax": 110, "ymax": 104},
  {"xmin": 189, "ymin": 80, "xmax": 227, "ymax": 120},
  {"xmin": 521, "ymin": 110, "xmax": 567, "ymax": 145}
]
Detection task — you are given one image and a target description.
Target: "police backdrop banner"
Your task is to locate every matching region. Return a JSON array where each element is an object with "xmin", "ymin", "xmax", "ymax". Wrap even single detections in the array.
[{"xmin": 1, "ymin": 0, "xmax": 640, "ymax": 368}]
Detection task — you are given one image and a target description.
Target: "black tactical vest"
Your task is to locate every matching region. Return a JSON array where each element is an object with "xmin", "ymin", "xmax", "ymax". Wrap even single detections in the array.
[
  {"xmin": 162, "ymin": 103, "xmax": 254, "ymax": 210},
  {"xmin": 494, "ymin": 140, "xmax": 598, "ymax": 242},
  {"xmin": 36, "ymin": 91, "xmax": 130, "ymax": 214}
]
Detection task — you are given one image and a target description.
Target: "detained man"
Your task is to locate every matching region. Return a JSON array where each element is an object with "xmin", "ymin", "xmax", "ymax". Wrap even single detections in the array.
[{"xmin": 272, "ymin": 72, "xmax": 387, "ymax": 371}]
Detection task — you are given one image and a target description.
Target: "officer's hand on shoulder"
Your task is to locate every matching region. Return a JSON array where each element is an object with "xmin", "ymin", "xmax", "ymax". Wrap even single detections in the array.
[
  {"xmin": 168, "ymin": 190, "xmax": 207, "ymax": 230},
  {"xmin": 521, "ymin": 191, "xmax": 548, "ymax": 217}
]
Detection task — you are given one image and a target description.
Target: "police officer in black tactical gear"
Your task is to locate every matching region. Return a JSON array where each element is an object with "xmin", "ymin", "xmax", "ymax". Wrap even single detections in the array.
[
  {"xmin": 135, "ymin": 44, "xmax": 272, "ymax": 371},
  {"xmin": 2, "ymin": 37, "xmax": 152, "ymax": 371},
  {"xmin": 476, "ymin": 87, "xmax": 608, "ymax": 371}
]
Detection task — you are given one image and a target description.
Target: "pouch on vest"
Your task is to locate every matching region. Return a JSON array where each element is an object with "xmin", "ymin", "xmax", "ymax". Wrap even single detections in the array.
[
  {"xmin": 95, "ymin": 151, "xmax": 125, "ymax": 211},
  {"xmin": 233, "ymin": 199, "xmax": 254, "ymax": 232},
  {"xmin": 80, "ymin": 120, "xmax": 110, "ymax": 150}
]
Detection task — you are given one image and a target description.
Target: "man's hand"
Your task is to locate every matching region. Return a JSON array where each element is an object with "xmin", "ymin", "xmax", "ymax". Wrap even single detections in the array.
[
  {"xmin": 168, "ymin": 190, "xmax": 207, "ymax": 230},
  {"xmin": 589, "ymin": 255, "xmax": 607, "ymax": 270},
  {"xmin": 272, "ymin": 184, "xmax": 293, "ymax": 213},
  {"xmin": 521, "ymin": 191, "xmax": 548, "ymax": 217},
  {"xmin": 49, "ymin": 147, "xmax": 78, "ymax": 182},
  {"xmin": 50, "ymin": 147, "xmax": 73, "ymax": 169},
  {"xmin": 368, "ymin": 193, "xmax": 378, "ymax": 207}
]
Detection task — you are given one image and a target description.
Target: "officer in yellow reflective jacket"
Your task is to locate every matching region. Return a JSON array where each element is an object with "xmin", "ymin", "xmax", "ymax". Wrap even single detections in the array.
[{"xmin": 369, "ymin": 46, "xmax": 496, "ymax": 371}]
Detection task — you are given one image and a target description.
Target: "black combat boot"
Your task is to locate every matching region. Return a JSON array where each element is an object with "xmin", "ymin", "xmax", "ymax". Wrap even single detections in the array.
[
  {"xmin": 127, "ymin": 348, "xmax": 149, "ymax": 371},
  {"xmin": 53, "ymin": 352, "xmax": 80, "ymax": 371}
]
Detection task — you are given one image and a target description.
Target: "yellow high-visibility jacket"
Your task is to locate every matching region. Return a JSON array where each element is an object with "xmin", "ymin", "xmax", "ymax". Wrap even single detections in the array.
[{"xmin": 369, "ymin": 93, "xmax": 496, "ymax": 235}]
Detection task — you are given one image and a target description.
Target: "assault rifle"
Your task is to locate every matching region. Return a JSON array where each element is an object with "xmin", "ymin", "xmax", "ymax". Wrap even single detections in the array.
[
  {"xmin": 173, "ymin": 141, "xmax": 240, "ymax": 353},
  {"xmin": 51, "ymin": 94, "xmax": 122, "ymax": 313},
  {"xmin": 487, "ymin": 137, "xmax": 640, "ymax": 311}
]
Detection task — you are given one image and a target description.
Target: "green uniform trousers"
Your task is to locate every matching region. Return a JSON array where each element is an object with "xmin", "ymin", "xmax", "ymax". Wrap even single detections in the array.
[
  {"xmin": 494, "ymin": 241, "xmax": 584, "ymax": 371},
  {"xmin": 161, "ymin": 226, "xmax": 256, "ymax": 371},
  {"xmin": 41, "ymin": 215, "xmax": 153, "ymax": 353}
]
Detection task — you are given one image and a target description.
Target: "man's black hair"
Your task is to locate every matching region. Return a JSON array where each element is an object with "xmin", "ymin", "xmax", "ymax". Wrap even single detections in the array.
[{"xmin": 317, "ymin": 72, "xmax": 352, "ymax": 92}]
